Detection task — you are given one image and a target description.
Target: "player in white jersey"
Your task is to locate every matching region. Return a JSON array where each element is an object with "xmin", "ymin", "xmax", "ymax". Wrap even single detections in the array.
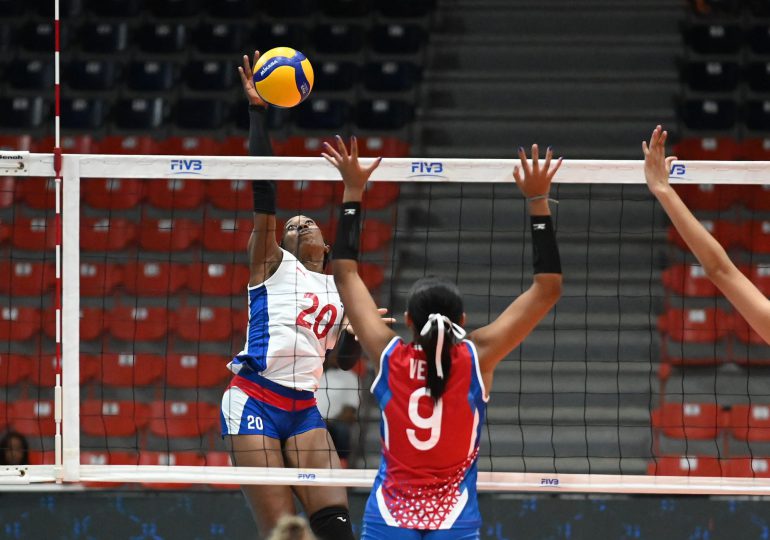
[{"xmin": 220, "ymin": 51, "xmax": 361, "ymax": 540}]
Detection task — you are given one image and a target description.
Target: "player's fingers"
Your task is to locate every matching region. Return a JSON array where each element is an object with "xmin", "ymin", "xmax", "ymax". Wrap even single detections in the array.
[
  {"xmin": 366, "ymin": 157, "xmax": 383, "ymax": 176},
  {"xmin": 351, "ymin": 136, "xmax": 359, "ymax": 159},
  {"xmin": 382, "ymin": 318, "xmax": 396, "ymax": 325},
  {"xmin": 513, "ymin": 165, "xmax": 524, "ymax": 188},
  {"xmin": 642, "ymin": 141, "xmax": 649, "ymax": 156},
  {"xmin": 242, "ymin": 54, "xmax": 251, "ymax": 74},
  {"xmin": 650, "ymin": 125, "xmax": 661, "ymax": 147},
  {"xmin": 665, "ymin": 156, "xmax": 678, "ymax": 169},
  {"xmin": 377, "ymin": 308, "xmax": 388, "ymax": 314},
  {"xmin": 543, "ymin": 146, "xmax": 553, "ymax": 173},
  {"xmin": 321, "ymin": 153, "xmax": 338, "ymax": 167},
  {"xmin": 322, "ymin": 142, "xmax": 342, "ymax": 162},
  {"xmin": 531, "ymin": 144, "xmax": 540, "ymax": 175},
  {"xmin": 335, "ymin": 134, "xmax": 348, "ymax": 159},
  {"xmin": 252, "ymin": 50, "xmax": 260, "ymax": 70},
  {"xmin": 547, "ymin": 157, "xmax": 564, "ymax": 181},
  {"xmin": 237, "ymin": 66, "xmax": 249, "ymax": 86},
  {"xmin": 517, "ymin": 147, "xmax": 531, "ymax": 176},
  {"xmin": 660, "ymin": 130, "xmax": 668, "ymax": 147}
]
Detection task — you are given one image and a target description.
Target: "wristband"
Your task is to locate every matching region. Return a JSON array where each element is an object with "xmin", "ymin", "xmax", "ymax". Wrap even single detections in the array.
[
  {"xmin": 333, "ymin": 202, "xmax": 362, "ymax": 261},
  {"xmin": 530, "ymin": 215, "xmax": 561, "ymax": 274},
  {"xmin": 527, "ymin": 194, "xmax": 559, "ymax": 205},
  {"xmin": 252, "ymin": 180, "xmax": 276, "ymax": 215}
]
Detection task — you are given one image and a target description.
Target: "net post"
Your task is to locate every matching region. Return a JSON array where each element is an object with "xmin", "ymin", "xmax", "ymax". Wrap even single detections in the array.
[{"xmin": 61, "ymin": 155, "xmax": 80, "ymax": 482}]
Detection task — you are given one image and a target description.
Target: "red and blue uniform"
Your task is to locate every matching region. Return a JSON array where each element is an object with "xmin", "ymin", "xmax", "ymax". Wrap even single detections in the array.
[{"xmin": 362, "ymin": 337, "xmax": 488, "ymax": 540}]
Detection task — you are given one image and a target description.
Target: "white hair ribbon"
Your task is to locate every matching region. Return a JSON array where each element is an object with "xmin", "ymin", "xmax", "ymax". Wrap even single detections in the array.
[{"xmin": 419, "ymin": 313, "xmax": 466, "ymax": 379}]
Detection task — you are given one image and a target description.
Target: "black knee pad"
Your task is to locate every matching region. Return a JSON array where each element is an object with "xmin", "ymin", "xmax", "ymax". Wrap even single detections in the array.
[{"xmin": 309, "ymin": 505, "xmax": 354, "ymax": 540}]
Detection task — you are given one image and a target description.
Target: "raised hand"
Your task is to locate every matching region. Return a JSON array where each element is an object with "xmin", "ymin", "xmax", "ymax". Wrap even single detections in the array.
[
  {"xmin": 513, "ymin": 144, "xmax": 562, "ymax": 200},
  {"xmin": 343, "ymin": 308, "xmax": 396, "ymax": 340},
  {"xmin": 642, "ymin": 125, "xmax": 678, "ymax": 196},
  {"xmin": 238, "ymin": 51, "xmax": 267, "ymax": 108},
  {"xmin": 322, "ymin": 135, "xmax": 382, "ymax": 200}
]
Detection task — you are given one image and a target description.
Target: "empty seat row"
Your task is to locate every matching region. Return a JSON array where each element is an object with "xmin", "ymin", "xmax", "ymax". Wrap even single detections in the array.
[
  {"xmin": 684, "ymin": 22, "xmax": 770, "ymax": 55},
  {"xmin": 649, "ymin": 455, "xmax": 770, "ymax": 477},
  {"xmin": 0, "ymin": 96, "xmax": 415, "ymax": 131},
  {"xmin": 674, "ymin": 136, "xmax": 770, "ymax": 161},
  {"xmin": 663, "ymin": 263, "xmax": 770, "ymax": 298},
  {"xmin": 0, "ymin": 258, "xmax": 386, "ymax": 297},
  {"xmin": 682, "ymin": 59, "xmax": 770, "ymax": 92},
  {"xmin": 658, "ymin": 307, "xmax": 763, "ymax": 343},
  {"xmin": 681, "ymin": 97, "xmax": 770, "ymax": 131},
  {"xmin": 653, "ymin": 402, "xmax": 770, "ymax": 441},
  {"xmin": 0, "ymin": 0, "xmax": 434, "ymax": 19},
  {"xmin": 667, "ymin": 219, "xmax": 770, "ymax": 252},
  {"xmin": 4, "ymin": 58, "xmax": 420, "ymax": 93},
  {"xmin": 0, "ymin": 352, "xmax": 232, "ymax": 388},
  {"xmin": 670, "ymin": 182, "xmax": 770, "ymax": 212},
  {"xmin": 5, "ymin": 21, "xmax": 426, "ymax": 56}
]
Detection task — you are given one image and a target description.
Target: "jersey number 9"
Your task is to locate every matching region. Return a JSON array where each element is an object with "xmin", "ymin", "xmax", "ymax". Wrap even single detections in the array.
[{"xmin": 406, "ymin": 387, "xmax": 443, "ymax": 451}]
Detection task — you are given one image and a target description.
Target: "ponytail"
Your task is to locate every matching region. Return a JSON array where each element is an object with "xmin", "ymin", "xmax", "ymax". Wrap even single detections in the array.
[{"xmin": 417, "ymin": 314, "xmax": 466, "ymax": 403}]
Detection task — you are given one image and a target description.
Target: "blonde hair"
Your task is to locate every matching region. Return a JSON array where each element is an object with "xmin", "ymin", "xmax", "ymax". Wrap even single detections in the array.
[{"xmin": 266, "ymin": 516, "xmax": 316, "ymax": 540}]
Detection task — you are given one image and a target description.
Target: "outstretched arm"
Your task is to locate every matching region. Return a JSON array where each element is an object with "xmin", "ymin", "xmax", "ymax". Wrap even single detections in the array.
[
  {"xmin": 239, "ymin": 51, "xmax": 282, "ymax": 285},
  {"xmin": 644, "ymin": 125, "xmax": 770, "ymax": 344},
  {"xmin": 469, "ymin": 145, "xmax": 563, "ymax": 390},
  {"xmin": 325, "ymin": 137, "xmax": 396, "ymax": 365}
]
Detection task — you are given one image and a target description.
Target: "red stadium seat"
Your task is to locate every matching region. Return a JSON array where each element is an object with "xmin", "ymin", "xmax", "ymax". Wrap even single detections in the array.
[
  {"xmin": 159, "ymin": 136, "xmax": 220, "ymax": 156},
  {"xmin": 147, "ymin": 401, "xmax": 219, "ymax": 438},
  {"xmin": 0, "ymin": 354, "xmax": 32, "ymax": 385},
  {"xmin": 647, "ymin": 456, "xmax": 724, "ymax": 476},
  {"xmin": 204, "ymin": 451, "xmax": 238, "ymax": 489},
  {"xmin": 728, "ymin": 404, "xmax": 770, "ymax": 442},
  {"xmin": 0, "ymin": 135, "xmax": 33, "ymax": 151},
  {"xmin": 81, "ymin": 217, "xmax": 137, "ymax": 251},
  {"xmin": 277, "ymin": 180, "xmax": 336, "ymax": 211},
  {"xmin": 80, "ymin": 262, "xmax": 123, "ymax": 296},
  {"xmin": 0, "ymin": 177, "xmax": 15, "ymax": 209},
  {"xmin": 361, "ymin": 219, "xmax": 393, "ymax": 252},
  {"xmin": 175, "ymin": 307, "xmax": 235, "ymax": 342},
  {"xmin": 363, "ymin": 182, "xmax": 400, "ymax": 210},
  {"xmin": 82, "ymin": 179, "xmax": 144, "ymax": 210},
  {"xmin": 0, "ymin": 261, "xmax": 55, "ymax": 296},
  {"xmin": 668, "ymin": 219, "xmax": 743, "ymax": 251},
  {"xmin": 43, "ymin": 307, "xmax": 107, "ymax": 342},
  {"xmin": 661, "ymin": 264, "xmax": 719, "ymax": 297},
  {"xmin": 9, "ymin": 399, "xmax": 55, "ymax": 437},
  {"xmin": 123, "ymin": 261, "xmax": 188, "ymax": 296},
  {"xmin": 741, "ymin": 185, "xmax": 770, "ymax": 212},
  {"xmin": 29, "ymin": 353, "xmax": 99, "ymax": 387},
  {"xmin": 275, "ymin": 136, "xmax": 337, "ymax": 157},
  {"xmin": 17, "ymin": 178, "xmax": 56, "ymax": 210},
  {"xmin": 651, "ymin": 402, "xmax": 724, "ymax": 439},
  {"xmin": 746, "ymin": 221, "xmax": 770, "ymax": 253},
  {"xmin": 96, "ymin": 352, "xmax": 165, "ymax": 387},
  {"xmin": 186, "ymin": 263, "xmax": 249, "ymax": 295},
  {"xmin": 658, "ymin": 308, "xmax": 731, "ymax": 343},
  {"xmin": 139, "ymin": 218, "xmax": 200, "ymax": 252},
  {"xmin": 107, "ymin": 306, "xmax": 171, "ymax": 342},
  {"xmin": 220, "ymin": 136, "xmax": 247, "ymax": 156},
  {"xmin": 725, "ymin": 458, "xmax": 770, "ymax": 478},
  {"xmin": 0, "ymin": 307, "xmax": 41, "ymax": 341},
  {"xmin": 358, "ymin": 136, "xmax": 409, "ymax": 157},
  {"xmin": 81, "ymin": 400, "xmax": 150, "ymax": 437},
  {"xmin": 28, "ymin": 451, "xmax": 56, "ymax": 465},
  {"xmin": 139, "ymin": 451, "xmax": 205, "ymax": 489},
  {"xmin": 359, "ymin": 263, "xmax": 385, "ymax": 289},
  {"xmin": 34, "ymin": 135, "xmax": 96, "ymax": 153},
  {"xmin": 206, "ymin": 179, "xmax": 252, "ymax": 211},
  {"xmin": 0, "ymin": 218, "xmax": 9, "ymax": 245},
  {"xmin": 11, "ymin": 217, "xmax": 56, "ymax": 251},
  {"xmin": 146, "ymin": 179, "xmax": 205, "ymax": 210},
  {"xmin": 165, "ymin": 354, "xmax": 230, "ymax": 388},
  {"xmin": 741, "ymin": 137, "xmax": 770, "ymax": 160},
  {"xmin": 201, "ymin": 218, "xmax": 252, "ymax": 252},
  {"xmin": 750, "ymin": 264, "xmax": 770, "ymax": 296},
  {"xmin": 97, "ymin": 136, "xmax": 159, "ymax": 155},
  {"xmin": 673, "ymin": 137, "xmax": 740, "ymax": 160},
  {"xmin": 673, "ymin": 184, "xmax": 742, "ymax": 212}
]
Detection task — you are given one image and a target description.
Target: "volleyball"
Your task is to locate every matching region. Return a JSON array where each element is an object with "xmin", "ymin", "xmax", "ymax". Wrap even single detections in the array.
[{"xmin": 252, "ymin": 47, "xmax": 314, "ymax": 108}]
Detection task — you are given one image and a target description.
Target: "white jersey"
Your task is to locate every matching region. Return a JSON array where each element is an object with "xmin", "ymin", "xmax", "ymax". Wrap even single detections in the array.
[{"xmin": 227, "ymin": 248, "xmax": 343, "ymax": 392}]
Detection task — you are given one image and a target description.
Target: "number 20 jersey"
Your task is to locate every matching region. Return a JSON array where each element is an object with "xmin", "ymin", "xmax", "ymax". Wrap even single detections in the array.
[
  {"xmin": 365, "ymin": 336, "xmax": 488, "ymax": 530},
  {"xmin": 227, "ymin": 248, "xmax": 343, "ymax": 392}
]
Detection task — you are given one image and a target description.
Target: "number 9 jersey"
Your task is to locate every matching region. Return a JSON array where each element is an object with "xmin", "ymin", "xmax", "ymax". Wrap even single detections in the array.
[
  {"xmin": 364, "ymin": 336, "xmax": 488, "ymax": 532},
  {"xmin": 227, "ymin": 248, "xmax": 344, "ymax": 392}
]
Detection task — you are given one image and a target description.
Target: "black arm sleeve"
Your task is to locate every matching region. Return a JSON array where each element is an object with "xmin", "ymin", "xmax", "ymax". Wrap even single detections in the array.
[
  {"xmin": 248, "ymin": 105, "xmax": 276, "ymax": 215},
  {"xmin": 330, "ymin": 331, "xmax": 363, "ymax": 371}
]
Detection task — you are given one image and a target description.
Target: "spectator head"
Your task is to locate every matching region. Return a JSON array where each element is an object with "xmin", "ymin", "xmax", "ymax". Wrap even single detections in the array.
[{"xmin": 0, "ymin": 431, "xmax": 30, "ymax": 466}]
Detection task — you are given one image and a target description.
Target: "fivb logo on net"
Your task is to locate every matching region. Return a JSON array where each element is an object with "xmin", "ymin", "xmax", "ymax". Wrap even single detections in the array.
[
  {"xmin": 170, "ymin": 159, "xmax": 204, "ymax": 175},
  {"xmin": 668, "ymin": 163, "xmax": 686, "ymax": 179},
  {"xmin": 409, "ymin": 161, "xmax": 448, "ymax": 179}
]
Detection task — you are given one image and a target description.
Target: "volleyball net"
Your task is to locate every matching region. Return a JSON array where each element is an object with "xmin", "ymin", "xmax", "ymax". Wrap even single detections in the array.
[{"xmin": 3, "ymin": 150, "xmax": 770, "ymax": 494}]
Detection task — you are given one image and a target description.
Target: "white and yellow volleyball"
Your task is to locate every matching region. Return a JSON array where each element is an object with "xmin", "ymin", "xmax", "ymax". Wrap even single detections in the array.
[{"xmin": 252, "ymin": 47, "xmax": 314, "ymax": 108}]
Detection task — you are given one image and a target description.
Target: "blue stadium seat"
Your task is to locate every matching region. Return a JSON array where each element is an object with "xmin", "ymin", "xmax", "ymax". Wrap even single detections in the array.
[
  {"xmin": 313, "ymin": 24, "xmax": 365, "ymax": 54},
  {"xmin": 62, "ymin": 98, "xmax": 108, "ymax": 131},
  {"xmin": 375, "ymin": 0, "xmax": 434, "ymax": 17},
  {"xmin": 8, "ymin": 59, "xmax": 54, "ymax": 91},
  {"xmin": 314, "ymin": 61, "xmax": 358, "ymax": 92},
  {"xmin": 175, "ymin": 98, "xmax": 227, "ymax": 130},
  {"xmin": 114, "ymin": 98, "xmax": 166, "ymax": 130},
  {"xmin": 321, "ymin": 0, "xmax": 371, "ymax": 17},
  {"xmin": 746, "ymin": 100, "xmax": 770, "ymax": 131},
  {"xmin": 184, "ymin": 60, "xmax": 236, "ymax": 91},
  {"xmin": 194, "ymin": 22, "xmax": 247, "ymax": 54},
  {"xmin": 356, "ymin": 99, "xmax": 413, "ymax": 130},
  {"xmin": 747, "ymin": 61, "xmax": 770, "ymax": 92},
  {"xmin": 127, "ymin": 60, "xmax": 177, "ymax": 92},
  {"xmin": 0, "ymin": 97, "xmax": 47, "ymax": 129},
  {"xmin": 81, "ymin": 22, "xmax": 130, "ymax": 54},
  {"xmin": 253, "ymin": 23, "xmax": 308, "ymax": 52},
  {"xmin": 684, "ymin": 23, "xmax": 743, "ymax": 55},
  {"xmin": 138, "ymin": 23, "xmax": 187, "ymax": 54},
  {"xmin": 264, "ymin": 0, "xmax": 315, "ymax": 18},
  {"xmin": 85, "ymin": 0, "xmax": 143, "ymax": 17},
  {"xmin": 295, "ymin": 99, "xmax": 349, "ymax": 130},
  {"xmin": 66, "ymin": 59, "xmax": 120, "ymax": 91},
  {"xmin": 369, "ymin": 24, "xmax": 425, "ymax": 54},
  {"xmin": 749, "ymin": 24, "xmax": 770, "ymax": 55},
  {"xmin": 681, "ymin": 60, "xmax": 739, "ymax": 92},
  {"xmin": 150, "ymin": 0, "xmax": 201, "ymax": 17},
  {"xmin": 364, "ymin": 61, "xmax": 420, "ymax": 92},
  {"xmin": 206, "ymin": 0, "xmax": 257, "ymax": 18},
  {"xmin": 680, "ymin": 98, "xmax": 737, "ymax": 130},
  {"xmin": 21, "ymin": 21, "xmax": 61, "ymax": 53}
]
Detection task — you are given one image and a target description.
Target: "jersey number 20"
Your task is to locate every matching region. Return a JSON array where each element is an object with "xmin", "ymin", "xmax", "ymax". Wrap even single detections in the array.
[
  {"xmin": 296, "ymin": 292, "xmax": 338, "ymax": 340},
  {"xmin": 406, "ymin": 387, "xmax": 443, "ymax": 451}
]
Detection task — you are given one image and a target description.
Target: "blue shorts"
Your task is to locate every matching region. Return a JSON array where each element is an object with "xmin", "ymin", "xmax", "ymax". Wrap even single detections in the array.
[
  {"xmin": 220, "ymin": 375, "xmax": 326, "ymax": 441},
  {"xmin": 362, "ymin": 522, "xmax": 479, "ymax": 540}
]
